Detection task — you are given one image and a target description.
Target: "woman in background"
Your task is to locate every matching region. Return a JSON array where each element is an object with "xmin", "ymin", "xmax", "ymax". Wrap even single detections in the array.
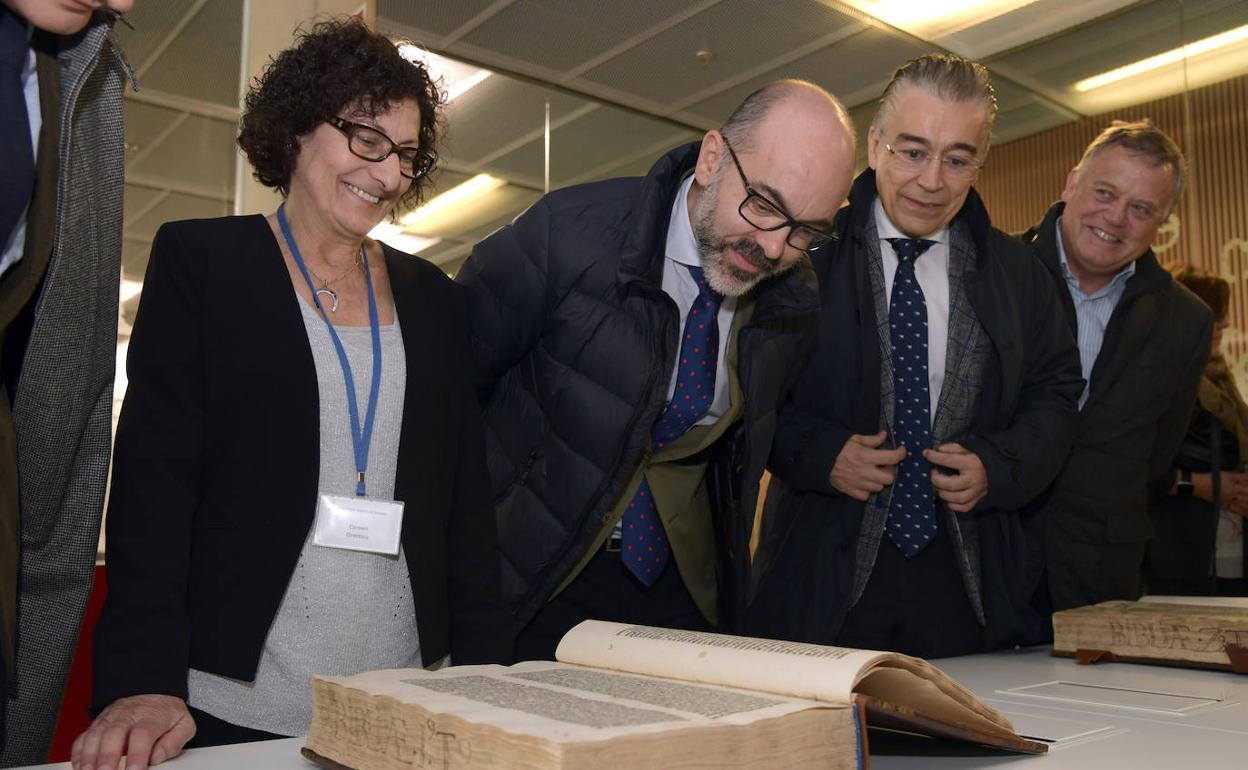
[
  {"xmin": 1146, "ymin": 264, "xmax": 1248, "ymax": 597},
  {"xmin": 73, "ymin": 18, "xmax": 509, "ymax": 770}
]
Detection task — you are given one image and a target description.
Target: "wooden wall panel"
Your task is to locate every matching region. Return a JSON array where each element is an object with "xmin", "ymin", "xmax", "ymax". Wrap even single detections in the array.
[{"xmin": 977, "ymin": 74, "xmax": 1248, "ymax": 368}]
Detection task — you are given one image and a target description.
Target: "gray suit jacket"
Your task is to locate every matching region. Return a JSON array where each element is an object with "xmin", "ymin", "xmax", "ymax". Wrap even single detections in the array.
[{"xmin": 0, "ymin": 17, "xmax": 133, "ymax": 765}]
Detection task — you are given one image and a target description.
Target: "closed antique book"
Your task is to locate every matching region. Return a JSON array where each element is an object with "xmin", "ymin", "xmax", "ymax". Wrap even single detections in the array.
[{"xmin": 1052, "ymin": 598, "xmax": 1248, "ymax": 672}]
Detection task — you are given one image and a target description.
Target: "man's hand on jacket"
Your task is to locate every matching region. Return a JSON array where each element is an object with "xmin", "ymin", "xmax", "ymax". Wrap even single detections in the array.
[
  {"xmin": 830, "ymin": 430, "xmax": 906, "ymax": 500},
  {"xmin": 925, "ymin": 443, "xmax": 988, "ymax": 513}
]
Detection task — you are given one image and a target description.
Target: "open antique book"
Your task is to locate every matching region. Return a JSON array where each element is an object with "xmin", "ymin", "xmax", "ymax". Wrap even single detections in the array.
[
  {"xmin": 303, "ymin": 621, "xmax": 1045, "ymax": 769},
  {"xmin": 1053, "ymin": 597, "xmax": 1248, "ymax": 673}
]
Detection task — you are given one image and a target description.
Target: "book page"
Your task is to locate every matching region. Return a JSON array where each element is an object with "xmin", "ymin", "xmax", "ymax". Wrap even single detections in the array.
[
  {"xmin": 556, "ymin": 621, "xmax": 895, "ymax": 704},
  {"xmin": 556, "ymin": 621, "xmax": 1015, "ymax": 734},
  {"xmin": 315, "ymin": 661, "xmax": 839, "ymax": 743}
]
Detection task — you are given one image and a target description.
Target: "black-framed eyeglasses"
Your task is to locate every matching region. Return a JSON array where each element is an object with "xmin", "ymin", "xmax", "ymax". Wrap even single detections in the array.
[
  {"xmin": 326, "ymin": 116, "xmax": 436, "ymax": 181},
  {"xmin": 883, "ymin": 143, "xmax": 983, "ymax": 179},
  {"xmin": 722, "ymin": 137, "xmax": 837, "ymax": 253}
]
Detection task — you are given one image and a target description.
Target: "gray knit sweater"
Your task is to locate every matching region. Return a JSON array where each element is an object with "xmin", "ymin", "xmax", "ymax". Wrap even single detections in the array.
[{"xmin": 187, "ymin": 295, "xmax": 420, "ymax": 736}]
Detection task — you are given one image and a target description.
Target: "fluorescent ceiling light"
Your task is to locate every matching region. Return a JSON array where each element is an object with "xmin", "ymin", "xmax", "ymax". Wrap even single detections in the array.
[
  {"xmin": 401, "ymin": 174, "xmax": 506, "ymax": 229},
  {"xmin": 368, "ymin": 222, "xmax": 441, "ymax": 255},
  {"xmin": 844, "ymin": 0, "xmax": 1036, "ymax": 38},
  {"xmin": 1075, "ymin": 24, "xmax": 1248, "ymax": 92},
  {"xmin": 398, "ymin": 45, "xmax": 492, "ymax": 101}
]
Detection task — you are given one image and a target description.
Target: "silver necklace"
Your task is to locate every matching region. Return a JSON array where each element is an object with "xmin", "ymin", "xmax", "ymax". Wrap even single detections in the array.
[{"xmin": 307, "ymin": 246, "xmax": 364, "ymax": 312}]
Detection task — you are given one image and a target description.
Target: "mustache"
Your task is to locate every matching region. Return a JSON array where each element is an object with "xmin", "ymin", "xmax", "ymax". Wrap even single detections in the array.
[{"xmin": 727, "ymin": 238, "xmax": 771, "ymax": 271}]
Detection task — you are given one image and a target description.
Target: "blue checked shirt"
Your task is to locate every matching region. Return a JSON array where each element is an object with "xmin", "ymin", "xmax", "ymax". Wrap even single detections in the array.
[{"xmin": 1056, "ymin": 216, "xmax": 1136, "ymax": 408}]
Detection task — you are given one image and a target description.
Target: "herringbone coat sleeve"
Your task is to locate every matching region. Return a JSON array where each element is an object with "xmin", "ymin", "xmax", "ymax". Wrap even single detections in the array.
[{"xmin": 1, "ymin": 21, "xmax": 131, "ymax": 766}]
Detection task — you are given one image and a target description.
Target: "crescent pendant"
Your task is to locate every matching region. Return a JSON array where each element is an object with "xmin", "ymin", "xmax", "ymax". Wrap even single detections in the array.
[{"xmin": 316, "ymin": 287, "xmax": 340, "ymax": 313}]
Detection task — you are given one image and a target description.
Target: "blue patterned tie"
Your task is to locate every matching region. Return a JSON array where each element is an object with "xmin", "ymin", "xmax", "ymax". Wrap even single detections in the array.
[
  {"xmin": 622, "ymin": 265, "xmax": 722, "ymax": 585},
  {"xmin": 886, "ymin": 238, "xmax": 938, "ymax": 557}
]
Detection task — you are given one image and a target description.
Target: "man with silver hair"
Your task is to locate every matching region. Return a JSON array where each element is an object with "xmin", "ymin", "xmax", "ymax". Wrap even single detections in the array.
[
  {"xmin": 749, "ymin": 54, "xmax": 1082, "ymax": 657},
  {"xmin": 1021, "ymin": 119, "xmax": 1211, "ymax": 611},
  {"xmin": 458, "ymin": 80, "xmax": 856, "ymax": 660}
]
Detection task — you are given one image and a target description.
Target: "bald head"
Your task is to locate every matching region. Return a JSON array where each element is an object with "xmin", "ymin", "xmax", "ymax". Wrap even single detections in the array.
[
  {"xmin": 721, "ymin": 79, "xmax": 856, "ymax": 156},
  {"xmin": 687, "ymin": 80, "xmax": 856, "ymax": 296}
]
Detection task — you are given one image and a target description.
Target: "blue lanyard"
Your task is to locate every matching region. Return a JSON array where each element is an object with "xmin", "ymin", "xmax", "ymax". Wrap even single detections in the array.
[{"xmin": 277, "ymin": 204, "xmax": 382, "ymax": 497}]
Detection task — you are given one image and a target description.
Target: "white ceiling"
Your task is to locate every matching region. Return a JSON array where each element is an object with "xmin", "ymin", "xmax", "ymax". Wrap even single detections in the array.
[{"xmin": 111, "ymin": 0, "xmax": 1248, "ymax": 322}]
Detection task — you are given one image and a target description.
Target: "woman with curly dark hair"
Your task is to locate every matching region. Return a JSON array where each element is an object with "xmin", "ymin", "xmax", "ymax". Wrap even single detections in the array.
[{"xmin": 72, "ymin": 18, "xmax": 509, "ymax": 769}]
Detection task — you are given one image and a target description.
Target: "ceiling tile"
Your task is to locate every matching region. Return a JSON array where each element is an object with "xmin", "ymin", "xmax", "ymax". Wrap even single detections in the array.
[
  {"xmin": 422, "ymin": 169, "xmax": 474, "ymax": 199},
  {"xmin": 440, "ymin": 77, "xmax": 590, "ymax": 167},
  {"xmin": 677, "ymin": 26, "xmax": 925, "ymax": 124},
  {"xmin": 122, "ymin": 101, "xmax": 184, "ymax": 154},
  {"xmin": 128, "ymin": 192, "xmax": 232, "ymax": 243},
  {"xmin": 990, "ymin": 100, "xmax": 1077, "ymax": 145},
  {"xmin": 578, "ymin": 0, "xmax": 860, "ymax": 108},
  {"xmin": 122, "ymin": 185, "xmax": 164, "ymax": 227},
  {"xmin": 110, "ymin": 0, "xmax": 216, "ymax": 73},
  {"xmin": 458, "ymin": 0, "xmax": 697, "ymax": 74},
  {"xmin": 139, "ymin": 0, "xmax": 243, "ymax": 107},
  {"xmin": 483, "ymin": 106, "xmax": 690, "ymax": 187},
  {"xmin": 938, "ymin": 0, "xmax": 1137, "ymax": 59},
  {"xmin": 991, "ymin": 0, "xmax": 1248, "ymax": 91},
  {"xmin": 128, "ymin": 115, "xmax": 238, "ymax": 195},
  {"xmin": 377, "ymin": 0, "xmax": 503, "ymax": 39}
]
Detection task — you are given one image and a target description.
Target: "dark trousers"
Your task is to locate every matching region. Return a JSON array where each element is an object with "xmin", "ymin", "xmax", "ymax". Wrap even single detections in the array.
[
  {"xmin": 185, "ymin": 705, "xmax": 284, "ymax": 749},
  {"xmin": 514, "ymin": 545, "xmax": 711, "ymax": 661},
  {"xmin": 836, "ymin": 522, "xmax": 986, "ymax": 659}
]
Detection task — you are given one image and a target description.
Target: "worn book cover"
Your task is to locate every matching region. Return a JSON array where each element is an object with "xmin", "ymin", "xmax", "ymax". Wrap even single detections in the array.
[{"xmin": 1053, "ymin": 598, "xmax": 1248, "ymax": 672}]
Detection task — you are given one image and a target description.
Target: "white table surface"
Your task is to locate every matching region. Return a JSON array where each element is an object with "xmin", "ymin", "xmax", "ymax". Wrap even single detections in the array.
[
  {"xmin": 874, "ymin": 646, "xmax": 1248, "ymax": 768},
  {"xmin": 19, "ymin": 647, "xmax": 1248, "ymax": 769},
  {"xmin": 18, "ymin": 737, "xmax": 310, "ymax": 770}
]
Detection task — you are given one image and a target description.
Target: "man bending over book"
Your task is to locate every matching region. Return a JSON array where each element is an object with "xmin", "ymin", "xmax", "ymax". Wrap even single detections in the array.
[
  {"xmin": 457, "ymin": 81, "xmax": 857, "ymax": 660},
  {"xmin": 747, "ymin": 55, "xmax": 1083, "ymax": 658}
]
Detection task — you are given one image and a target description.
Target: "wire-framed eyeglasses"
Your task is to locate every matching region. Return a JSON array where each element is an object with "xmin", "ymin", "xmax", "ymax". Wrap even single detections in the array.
[
  {"xmin": 883, "ymin": 142, "xmax": 983, "ymax": 179},
  {"xmin": 326, "ymin": 116, "xmax": 436, "ymax": 181},
  {"xmin": 722, "ymin": 137, "xmax": 837, "ymax": 253}
]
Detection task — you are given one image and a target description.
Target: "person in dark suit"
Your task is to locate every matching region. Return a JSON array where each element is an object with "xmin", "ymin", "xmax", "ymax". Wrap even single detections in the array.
[
  {"xmin": 1020, "ymin": 120, "xmax": 1213, "ymax": 612},
  {"xmin": 1, "ymin": 0, "xmax": 133, "ymax": 763},
  {"xmin": 71, "ymin": 19, "xmax": 509, "ymax": 770},
  {"xmin": 1146, "ymin": 265, "xmax": 1248, "ymax": 597},
  {"xmin": 457, "ymin": 80, "xmax": 857, "ymax": 661},
  {"xmin": 748, "ymin": 54, "xmax": 1083, "ymax": 658}
]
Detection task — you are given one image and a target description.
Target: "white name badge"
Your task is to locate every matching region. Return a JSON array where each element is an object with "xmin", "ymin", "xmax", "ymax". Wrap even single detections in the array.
[{"xmin": 312, "ymin": 494, "xmax": 404, "ymax": 555}]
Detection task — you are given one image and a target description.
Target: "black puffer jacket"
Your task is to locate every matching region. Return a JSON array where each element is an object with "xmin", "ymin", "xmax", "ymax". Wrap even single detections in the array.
[{"xmin": 457, "ymin": 142, "xmax": 819, "ymax": 631}]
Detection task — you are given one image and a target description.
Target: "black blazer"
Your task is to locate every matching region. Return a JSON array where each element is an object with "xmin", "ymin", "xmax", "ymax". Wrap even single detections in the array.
[
  {"xmin": 1021, "ymin": 201, "xmax": 1212, "ymax": 610},
  {"xmin": 750, "ymin": 172, "xmax": 1083, "ymax": 650},
  {"xmin": 92, "ymin": 216, "xmax": 510, "ymax": 710}
]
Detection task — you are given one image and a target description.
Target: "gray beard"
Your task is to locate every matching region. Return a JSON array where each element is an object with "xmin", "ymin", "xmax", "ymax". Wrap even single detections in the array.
[{"xmin": 691, "ymin": 175, "xmax": 786, "ymax": 297}]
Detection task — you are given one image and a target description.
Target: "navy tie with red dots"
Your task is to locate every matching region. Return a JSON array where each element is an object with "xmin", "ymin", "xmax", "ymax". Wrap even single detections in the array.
[
  {"xmin": 622, "ymin": 265, "xmax": 723, "ymax": 586},
  {"xmin": 886, "ymin": 237, "xmax": 938, "ymax": 557}
]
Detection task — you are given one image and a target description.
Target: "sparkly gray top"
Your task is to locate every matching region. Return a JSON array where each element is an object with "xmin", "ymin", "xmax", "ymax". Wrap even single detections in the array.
[{"xmin": 187, "ymin": 292, "xmax": 418, "ymax": 736}]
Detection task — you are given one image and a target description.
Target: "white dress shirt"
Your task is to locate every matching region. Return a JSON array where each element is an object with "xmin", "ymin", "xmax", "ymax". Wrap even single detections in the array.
[
  {"xmin": 875, "ymin": 199, "xmax": 950, "ymax": 419},
  {"xmin": 1055, "ymin": 215, "xmax": 1134, "ymax": 408}
]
